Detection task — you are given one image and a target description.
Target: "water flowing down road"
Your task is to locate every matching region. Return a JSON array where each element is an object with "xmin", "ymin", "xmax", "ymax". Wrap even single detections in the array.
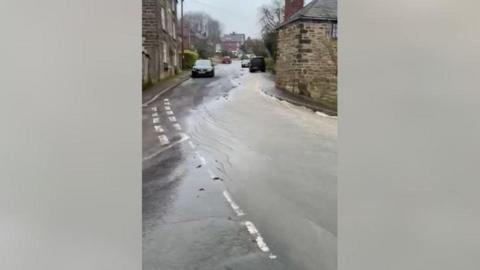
[{"xmin": 143, "ymin": 61, "xmax": 337, "ymax": 270}]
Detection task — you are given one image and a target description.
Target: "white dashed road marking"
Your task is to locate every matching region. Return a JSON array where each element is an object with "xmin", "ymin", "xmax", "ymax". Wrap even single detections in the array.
[
  {"xmin": 164, "ymin": 98, "xmax": 169, "ymax": 102},
  {"xmin": 194, "ymin": 152, "xmax": 206, "ymax": 165},
  {"xmin": 148, "ymin": 99, "xmax": 278, "ymax": 259},
  {"xmin": 207, "ymin": 170, "xmax": 216, "ymax": 179},
  {"xmin": 223, "ymin": 191, "xmax": 244, "ymax": 217},
  {"xmin": 199, "ymin": 156, "xmax": 206, "ymax": 165},
  {"xmin": 244, "ymin": 221, "xmax": 276, "ymax": 259},
  {"xmin": 269, "ymin": 254, "xmax": 278, "ymax": 259},
  {"xmin": 173, "ymin": 123, "xmax": 182, "ymax": 131},
  {"xmin": 158, "ymin": 135, "xmax": 170, "ymax": 146},
  {"xmin": 143, "ymin": 133, "xmax": 190, "ymax": 161}
]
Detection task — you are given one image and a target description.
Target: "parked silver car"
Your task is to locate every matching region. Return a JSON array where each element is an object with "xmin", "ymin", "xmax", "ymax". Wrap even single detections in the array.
[{"xmin": 241, "ymin": 59, "xmax": 250, "ymax": 68}]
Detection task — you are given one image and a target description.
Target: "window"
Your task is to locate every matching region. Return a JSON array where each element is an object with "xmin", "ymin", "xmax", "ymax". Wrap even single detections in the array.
[
  {"xmin": 172, "ymin": 24, "xmax": 176, "ymax": 39},
  {"xmin": 161, "ymin": 8, "xmax": 166, "ymax": 30},
  {"xmin": 331, "ymin": 23, "xmax": 337, "ymax": 39},
  {"xmin": 174, "ymin": 50, "xmax": 178, "ymax": 67},
  {"xmin": 163, "ymin": 42, "xmax": 168, "ymax": 64},
  {"xmin": 171, "ymin": 0, "xmax": 176, "ymax": 12},
  {"xmin": 167, "ymin": 10, "xmax": 172, "ymax": 35}
]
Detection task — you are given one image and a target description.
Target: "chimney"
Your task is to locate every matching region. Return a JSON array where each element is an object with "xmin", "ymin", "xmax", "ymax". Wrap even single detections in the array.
[{"xmin": 284, "ymin": 0, "xmax": 304, "ymax": 21}]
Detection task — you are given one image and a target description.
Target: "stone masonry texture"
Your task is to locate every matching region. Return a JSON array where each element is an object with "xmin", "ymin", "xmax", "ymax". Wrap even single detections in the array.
[
  {"xmin": 276, "ymin": 20, "xmax": 337, "ymax": 109},
  {"xmin": 143, "ymin": 0, "xmax": 180, "ymax": 86}
]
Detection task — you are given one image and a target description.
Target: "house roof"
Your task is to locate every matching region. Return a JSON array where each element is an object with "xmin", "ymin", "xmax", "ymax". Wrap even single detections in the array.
[
  {"xmin": 221, "ymin": 33, "xmax": 246, "ymax": 43},
  {"xmin": 277, "ymin": 0, "xmax": 337, "ymax": 29}
]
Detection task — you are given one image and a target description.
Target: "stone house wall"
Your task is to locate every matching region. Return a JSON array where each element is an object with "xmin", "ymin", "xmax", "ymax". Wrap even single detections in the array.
[
  {"xmin": 142, "ymin": 0, "xmax": 180, "ymax": 86},
  {"xmin": 276, "ymin": 20, "xmax": 337, "ymax": 108}
]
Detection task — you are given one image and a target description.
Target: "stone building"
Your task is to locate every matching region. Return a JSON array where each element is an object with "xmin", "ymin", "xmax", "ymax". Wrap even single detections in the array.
[
  {"xmin": 276, "ymin": 0, "xmax": 337, "ymax": 108},
  {"xmin": 143, "ymin": 0, "xmax": 180, "ymax": 87}
]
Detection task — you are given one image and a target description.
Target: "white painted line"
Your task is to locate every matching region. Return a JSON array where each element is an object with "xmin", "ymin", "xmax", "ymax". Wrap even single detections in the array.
[
  {"xmin": 153, "ymin": 118, "xmax": 160, "ymax": 124},
  {"xmin": 315, "ymin": 111, "xmax": 337, "ymax": 119},
  {"xmin": 222, "ymin": 191, "xmax": 244, "ymax": 217},
  {"xmin": 194, "ymin": 151, "xmax": 206, "ymax": 165},
  {"xmin": 151, "ymin": 107, "xmax": 157, "ymax": 112},
  {"xmin": 142, "ymin": 77, "xmax": 191, "ymax": 107},
  {"xmin": 166, "ymin": 110, "xmax": 174, "ymax": 115},
  {"xmin": 164, "ymin": 101, "xmax": 170, "ymax": 105},
  {"xmin": 158, "ymin": 135, "xmax": 170, "ymax": 146},
  {"xmin": 154, "ymin": 125, "xmax": 164, "ymax": 133},
  {"xmin": 168, "ymin": 116, "xmax": 177, "ymax": 122},
  {"xmin": 199, "ymin": 156, "xmax": 207, "ymax": 166},
  {"xmin": 207, "ymin": 169, "xmax": 215, "ymax": 179},
  {"xmin": 164, "ymin": 98, "xmax": 169, "ymax": 102},
  {"xmin": 164, "ymin": 106, "xmax": 171, "ymax": 110},
  {"xmin": 244, "ymin": 221, "xmax": 276, "ymax": 259},
  {"xmin": 143, "ymin": 134, "xmax": 190, "ymax": 161},
  {"xmin": 152, "ymin": 112, "xmax": 159, "ymax": 117},
  {"xmin": 173, "ymin": 123, "xmax": 182, "ymax": 131},
  {"xmin": 143, "ymin": 94, "xmax": 166, "ymax": 108},
  {"xmin": 188, "ymin": 141, "xmax": 196, "ymax": 149}
]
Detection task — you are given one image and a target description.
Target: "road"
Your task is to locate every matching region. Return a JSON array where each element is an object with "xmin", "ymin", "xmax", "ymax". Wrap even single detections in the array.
[{"xmin": 143, "ymin": 61, "xmax": 337, "ymax": 270}]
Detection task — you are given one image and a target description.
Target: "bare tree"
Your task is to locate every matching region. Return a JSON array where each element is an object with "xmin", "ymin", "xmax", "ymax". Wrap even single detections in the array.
[
  {"xmin": 184, "ymin": 11, "xmax": 223, "ymax": 57},
  {"xmin": 259, "ymin": 0, "xmax": 284, "ymax": 35},
  {"xmin": 258, "ymin": 0, "xmax": 284, "ymax": 59}
]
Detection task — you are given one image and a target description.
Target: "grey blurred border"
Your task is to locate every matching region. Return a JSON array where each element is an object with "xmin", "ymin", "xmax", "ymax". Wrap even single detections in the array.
[
  {"xmin": 340, "ymin": 0, "xmax": 480, "ymax": 269},
  {"xmin": 0, "ymin": 1, "xmax": 141, "ymax": 269},
  {"xmin": 3, "ymin": 0, "xmax": 480, "ymax": 269}
]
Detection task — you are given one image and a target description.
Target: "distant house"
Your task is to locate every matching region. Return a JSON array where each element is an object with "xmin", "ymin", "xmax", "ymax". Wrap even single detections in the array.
[
  {"xmin": 221, "ymin": 32, "xmax": 246, "ymax": 55},
  {"xmin": 276, "ymin": 0, "xmax": 337, "ymax": 108},
  {"xmin": 142, "ymin": 0, "xmax": 180, "ymax": 86}
]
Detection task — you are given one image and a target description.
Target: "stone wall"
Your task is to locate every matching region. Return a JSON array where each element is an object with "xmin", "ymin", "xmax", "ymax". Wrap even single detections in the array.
[
  {"xmin": 276, "ymin": 20, "xmax": 337, "ymax": 109},
  {"xmin": 142, "ymin": 0, "xmax": 180, "ymax": 86}
]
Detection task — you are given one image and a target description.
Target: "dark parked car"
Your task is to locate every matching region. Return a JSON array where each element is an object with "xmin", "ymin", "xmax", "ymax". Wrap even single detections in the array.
[
  {"xmin": 192, "ymin": 59, "xmax": 215, "ymax": 78},
  {"xmin": 222, "ymin": 56, "xmax": 232, "ymax": 64},
  {"xmin": 249, "ymin": 57, "xmax": 266, "ymax": 73}
]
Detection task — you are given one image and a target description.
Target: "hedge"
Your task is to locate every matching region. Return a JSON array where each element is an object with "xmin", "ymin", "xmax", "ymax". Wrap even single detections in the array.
[{"xmin": 183, "ymin": 50, "xmax": 198, "ymax": 69}]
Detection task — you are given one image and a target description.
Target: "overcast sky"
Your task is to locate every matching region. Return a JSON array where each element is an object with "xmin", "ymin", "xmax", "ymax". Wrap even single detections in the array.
[{"xmin": 183, "ymin": 0, "xmax": 313, "ymax": 38}]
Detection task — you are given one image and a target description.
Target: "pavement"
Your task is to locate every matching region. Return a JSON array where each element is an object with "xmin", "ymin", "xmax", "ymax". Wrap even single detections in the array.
[
  {"xmin": 261, "ymin": 76, "xmax": 337, "ymax": 116},
  {"xmin": 142, "ymin": 61, "xmax": 337, "ymax": 270},
  {"xmin": 142, "ymin": 71, "xmax": 191, "ymax": 107}
]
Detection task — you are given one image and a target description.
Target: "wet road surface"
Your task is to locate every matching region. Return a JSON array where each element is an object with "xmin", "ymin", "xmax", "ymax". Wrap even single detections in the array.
[{"xmin": 143, "ymin": 61, "xmax": 337, "ymax": 270}]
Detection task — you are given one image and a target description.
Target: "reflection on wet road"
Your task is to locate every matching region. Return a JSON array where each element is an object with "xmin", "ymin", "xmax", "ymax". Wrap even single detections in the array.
[{"xmin": 143, "ymin": 61, "xmax": 337, "ymax": 270}]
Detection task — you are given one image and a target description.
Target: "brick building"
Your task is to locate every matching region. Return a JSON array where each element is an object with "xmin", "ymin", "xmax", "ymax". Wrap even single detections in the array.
[
  {"xmin": 143, "ymin": 0, "xmax": 180, "ymax": 86},
  {"xmin": 276, "ymin": 0, "xmax": 337, "ymax": 108},
  {"xmin": 221, "ymin": 32, "xmax": 246, "ymax": 55}
]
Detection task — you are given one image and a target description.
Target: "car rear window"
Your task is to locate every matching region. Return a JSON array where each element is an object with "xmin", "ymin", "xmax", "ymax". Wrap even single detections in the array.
[
  {"xmin": 195, "ymin": 60, "xmax": 212, "ymax": 67},
  {"xmin": 251, "ymin": 58, "xmax": 264, "ymax": 65}
]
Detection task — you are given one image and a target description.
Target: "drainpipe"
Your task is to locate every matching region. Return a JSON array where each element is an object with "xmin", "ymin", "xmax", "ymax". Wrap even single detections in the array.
[{"xmin": 181, "ymin": 0, "xmax": 184, "ymax": 70}]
